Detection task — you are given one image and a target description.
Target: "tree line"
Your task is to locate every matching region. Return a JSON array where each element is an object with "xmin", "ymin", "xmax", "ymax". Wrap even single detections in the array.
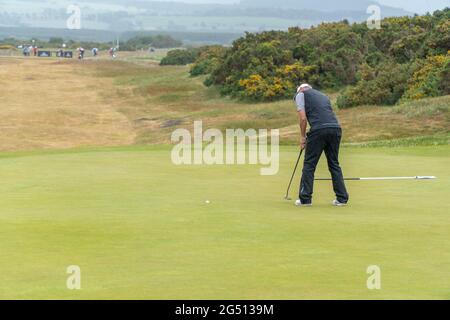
[{"xmin": 0, "ymin": 35, "xmax": 182, "ymax": 51}]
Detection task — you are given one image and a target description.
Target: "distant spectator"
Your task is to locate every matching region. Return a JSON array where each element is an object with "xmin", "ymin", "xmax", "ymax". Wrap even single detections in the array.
[
  {"xmin": 77, "ymin": 47, "xmax": 85, "ymax": 59},
  {"xmin": 109, "ymin": 47, "xmax": 118, "ymax": 59}
]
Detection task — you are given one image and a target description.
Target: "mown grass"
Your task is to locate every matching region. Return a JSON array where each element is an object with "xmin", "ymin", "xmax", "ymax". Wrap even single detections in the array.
[
  {"xmin": 0, "ymin": 145, "xmax": 449, "ymax": 299},
  {"xmin": 345, "ymin": 134, "xmax": 450, "ymax": 148}
]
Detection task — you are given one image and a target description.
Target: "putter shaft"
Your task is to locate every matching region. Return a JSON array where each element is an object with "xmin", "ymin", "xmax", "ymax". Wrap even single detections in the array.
[
  {"xmin": 315, "ymin": 176, "xmax": 436, "ymax": 181},
  {"xmin": 284, "ymin": 149, "xmax": 304, "ymax": 200}
]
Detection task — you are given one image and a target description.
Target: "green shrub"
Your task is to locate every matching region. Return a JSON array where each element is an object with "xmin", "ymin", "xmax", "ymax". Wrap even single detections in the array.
[
  {"xmin": 336, "ymin": 62, "xmax": 412, "ymax": 108},
  {"xmin": 198, "ymin": 8, "xmax": 450, "ymax": 104},
  {"xmin": 439, "ymin": 57, "xmax": 450, "ymax": 95},
  {"xmin": 401, "ymin": 53, "xmax": 450, "ymax": 101},
  {"xmin": 236, "ymin": 62, "xmax": 318, "ymax": 101},
  {"xmin": 190, "ymin": 46, "xmax": 227, "ymax": 76},
  {"xmin": 0, "ymin": 44, "xmax": 15, "ymax": 50},
  {"xmin": 206, "ymin": 24, "xmax": 366, "ymax": 100},
  {"xmin": 160, "ymin": 48, "xmax": 200, "ymax": 66}
]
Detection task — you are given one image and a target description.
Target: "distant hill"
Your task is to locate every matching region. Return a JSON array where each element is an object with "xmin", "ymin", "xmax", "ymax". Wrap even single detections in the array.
[
  {"xmin": 0, "ymin": 0, "xmax": 413, "ymax": 44},
  {"xmin": 240, "ymin": 0, "xmax": 410, "ymax": 15}
]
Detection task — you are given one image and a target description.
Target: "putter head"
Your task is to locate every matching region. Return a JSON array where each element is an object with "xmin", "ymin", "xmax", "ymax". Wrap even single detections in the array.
[{"xmin": 284, "ymin": 196, "xmax": 292, "ymax": 201}]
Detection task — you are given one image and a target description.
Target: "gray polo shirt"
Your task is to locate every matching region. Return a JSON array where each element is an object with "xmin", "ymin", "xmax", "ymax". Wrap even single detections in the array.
[{"xmin": 295, "ymin": 92, "xmax": 305, "ymax": 112}]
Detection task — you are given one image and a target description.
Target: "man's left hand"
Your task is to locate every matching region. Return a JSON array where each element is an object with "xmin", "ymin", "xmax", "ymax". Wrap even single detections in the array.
[{"xmin": 300, "ymin": 137, "xmax": 306, "ymax": 150}]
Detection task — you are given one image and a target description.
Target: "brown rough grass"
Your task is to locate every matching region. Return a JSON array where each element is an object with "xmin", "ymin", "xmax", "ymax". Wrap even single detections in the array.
[{"xmin": 0, "ymin": 57, "xmax": 135, "ymax": 151}]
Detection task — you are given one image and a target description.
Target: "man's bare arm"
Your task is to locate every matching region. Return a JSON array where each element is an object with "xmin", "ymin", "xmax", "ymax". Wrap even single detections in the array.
[{"xmin": 298, "ymin": 110, "xmax": 307, "ymax": 149}]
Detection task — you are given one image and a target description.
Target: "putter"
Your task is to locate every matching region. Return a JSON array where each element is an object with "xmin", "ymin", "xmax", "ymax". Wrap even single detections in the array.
[{"xmin": 284, "ymin": 149, "xmax": 304, "ymax": 201}]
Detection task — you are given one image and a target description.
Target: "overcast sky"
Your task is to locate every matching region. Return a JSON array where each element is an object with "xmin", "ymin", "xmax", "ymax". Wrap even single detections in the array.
[
  {"xmin": 377, "ymin": 0, "xmax": 449, "ymax": 13},
  {"xmin": 152, "ymin": 0, "xmax": 449, "ymax": 13}
]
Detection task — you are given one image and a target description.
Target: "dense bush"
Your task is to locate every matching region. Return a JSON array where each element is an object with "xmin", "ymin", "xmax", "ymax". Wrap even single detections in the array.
[
  {"xmin": 197, "ymin": 8, "xmax": 450, "ymax": 106},
  {"xmin": 336, "ymin": 62, "xmax": 412, "ymax": 108},
  {"xmin": 0, "ymin": 44, "xmax": 15, "ymax": 50},
  {"xmin": 401, "ymin": 54, "xmax": 450, "ymax": 101},
  {"xmin": 160, "ymin": 48, "xmax": 200, "ymax": 66},
  {"xmin": 161, "ymin": 46, "xmax": 227, "ymax": 67},
  {"xmin": 439, "ymin": 56, "xmax": 450, "ymax": 95},
  {"xmin": 337, "ymin": 52, "xmax": 450, "ymax": 108},
  {"xmin": 235, "ymin": 62, "xmax": 318, "ymax": 101},
  {"xmin": 189, "ymin": 46, "xmax": 227, "ymax": 77},
  {"xmin": 202, "ymin": 24, "xmax": 368, "ymax": 100}
]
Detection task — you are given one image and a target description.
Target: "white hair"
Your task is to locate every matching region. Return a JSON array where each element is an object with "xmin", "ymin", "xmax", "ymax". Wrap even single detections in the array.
[{"xmin": 297, "ymin": 83, "xmax": 312, "ymax": 92}]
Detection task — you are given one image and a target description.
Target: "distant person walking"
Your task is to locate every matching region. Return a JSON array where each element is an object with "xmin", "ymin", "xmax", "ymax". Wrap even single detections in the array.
[
  {"xmin": 109, "ymin": 47, "xmax": 117, "ymax": 59},
  {"xmin": 92, "ymin": 47, "xmax": 98, "ymax": 57},
  {"xmin": 294, "ymin": 84, "xmax": 349, "ymax": 207},
  {"xmin": 77, "ymin": 47, "xmax": 85, "ymax": 59},
  {"xmin": 32, "ymin": 46, "xmax": 38, "ymax": 56}
]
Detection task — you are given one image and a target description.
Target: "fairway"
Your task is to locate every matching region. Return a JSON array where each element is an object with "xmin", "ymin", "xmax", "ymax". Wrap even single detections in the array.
[{"xmin": 0, "ymin": 145, "xmax": 448, "ymax": 299}]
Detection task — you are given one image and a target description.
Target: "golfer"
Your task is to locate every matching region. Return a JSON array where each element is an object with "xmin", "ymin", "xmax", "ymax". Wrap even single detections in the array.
[{"xmin": 294, "ymin": 84, "xmax": 349, "ymax": 207}]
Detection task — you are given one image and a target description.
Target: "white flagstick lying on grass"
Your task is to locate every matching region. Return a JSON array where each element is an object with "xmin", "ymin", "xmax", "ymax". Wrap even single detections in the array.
[{"xmin": 315, "ymin": 176, "xmax": 437, "ymax": 181}]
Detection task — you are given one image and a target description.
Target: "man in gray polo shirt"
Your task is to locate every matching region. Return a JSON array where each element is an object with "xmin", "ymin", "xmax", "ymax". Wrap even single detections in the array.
[{"xmin": 294, "ymin": 84, "xmax": 349, "ymax": 207}]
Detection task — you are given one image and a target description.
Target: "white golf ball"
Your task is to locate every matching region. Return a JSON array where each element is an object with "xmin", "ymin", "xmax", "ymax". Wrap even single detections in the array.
[{"xmin": 205, "ymin": 200, "xmax": 210, "ymax": 204}]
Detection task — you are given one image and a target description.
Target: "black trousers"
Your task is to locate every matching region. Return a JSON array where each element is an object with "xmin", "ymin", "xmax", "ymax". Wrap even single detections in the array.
[{"xmin": 299, "ymin": 127, "xmax": 349, "ymax": 204}]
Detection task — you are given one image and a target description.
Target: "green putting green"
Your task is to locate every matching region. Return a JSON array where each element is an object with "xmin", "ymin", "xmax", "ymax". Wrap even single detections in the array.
[{"xmin": 0, "ymin": 145, "xmax": 448, "ymax": 299}]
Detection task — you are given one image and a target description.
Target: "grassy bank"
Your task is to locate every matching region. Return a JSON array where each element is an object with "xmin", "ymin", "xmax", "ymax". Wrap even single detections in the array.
[
  {"xmin": 92, "ymin": 61, "xmax": 450, "ymax": 146},
  {"xmin": 0, "ymin": 57, "xmax": 447, "ymax": 152}
]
